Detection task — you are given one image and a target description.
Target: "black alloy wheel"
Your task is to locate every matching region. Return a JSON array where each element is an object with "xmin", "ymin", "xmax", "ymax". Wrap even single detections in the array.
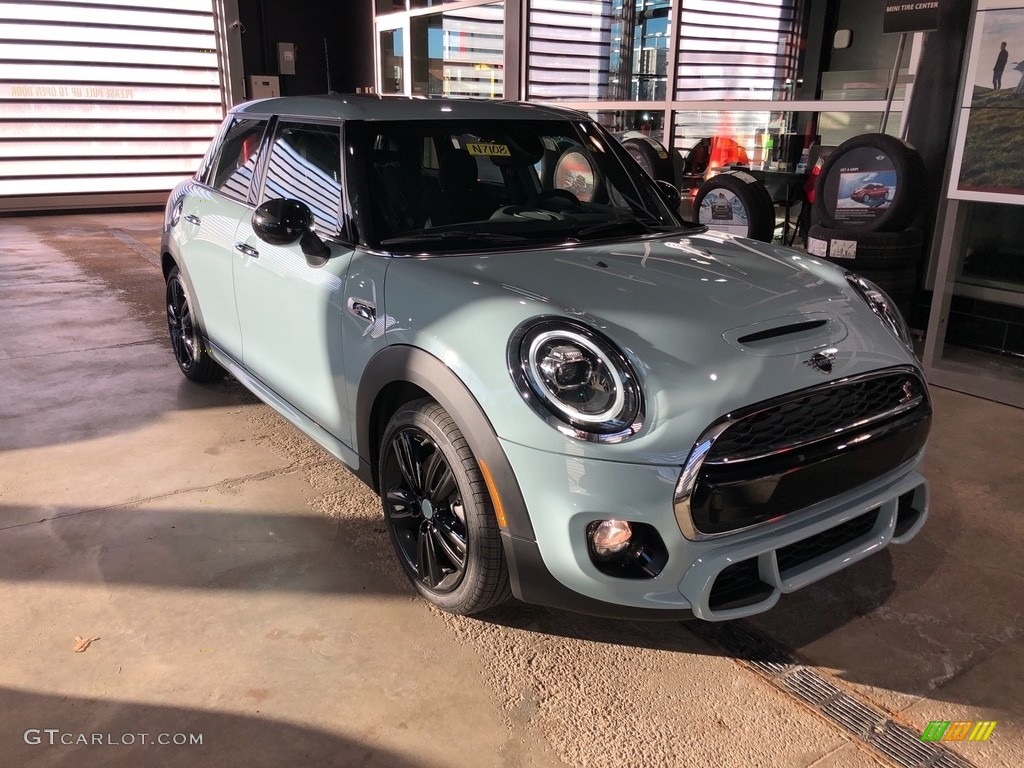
[
  {"xmin": 379, "ymin": 399, "xmax": 510, "ymax": 614},
  {"xmin": 165, "ymin": 266, "xmax": 225, "ymax": 383},
  {"xmin": 385, "ymin": 425, "xmax": 467, "ymax": 592}
]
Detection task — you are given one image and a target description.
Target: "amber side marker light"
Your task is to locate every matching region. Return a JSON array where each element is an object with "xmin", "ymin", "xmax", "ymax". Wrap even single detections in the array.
[{"xmin": 477, "ymin": 459, "xmax": 507, "ymax": 529}]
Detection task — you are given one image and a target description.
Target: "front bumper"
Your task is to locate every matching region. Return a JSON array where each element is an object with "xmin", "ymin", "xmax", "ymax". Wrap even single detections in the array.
[{"xmin": 499, "ymin": 437, "xmax": 927, "ymax": 621}]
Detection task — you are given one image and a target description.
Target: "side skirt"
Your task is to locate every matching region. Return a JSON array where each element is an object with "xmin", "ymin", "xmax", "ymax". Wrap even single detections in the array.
[{"xmin": 206, "ymin": 340, "xmax": 362, "ymax": 474}]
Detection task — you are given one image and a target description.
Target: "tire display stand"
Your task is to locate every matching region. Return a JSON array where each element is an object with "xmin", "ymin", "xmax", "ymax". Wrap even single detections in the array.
[
  {"xmin": 693, "ymin": 170, "xmax": 775, "ymax": 242},
  {"xmin": 807, "ymin": 133, "xmax": 927, "ymax": 316}
]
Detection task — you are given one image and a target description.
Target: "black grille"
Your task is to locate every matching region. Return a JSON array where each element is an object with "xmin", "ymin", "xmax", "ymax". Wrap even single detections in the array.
[
  {"xmin": 708, "ymin": 372, "xmax": 926, "ymax": 462},
  {"xmin": 708, "ymin": 558, "xmax": 772, "ymax": 611},
  {"xmin": 687, "ymin": 369, "xmax": 931, "ymax": 536},
  {"xmin": 776, "ymin": 509, "xmax": 880, "ymax": 574},
  {"xmin": 893, "ymin": 490, "xmax": 921, "ymax": 538}
]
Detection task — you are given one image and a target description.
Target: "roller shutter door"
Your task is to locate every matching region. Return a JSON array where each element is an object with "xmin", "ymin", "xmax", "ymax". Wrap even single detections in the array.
[{"xmin": 0, "ymin": 0, "xmax": 229, "ymax": 212}]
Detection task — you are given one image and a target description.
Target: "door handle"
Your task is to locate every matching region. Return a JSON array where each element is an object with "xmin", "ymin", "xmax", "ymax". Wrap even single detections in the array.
[
  {"xmin": 184, "ymin": 214, "xmax": 201, "ymax": 225},
  {"xmin": 234, "ymin": 243, "xmax": 260, "ymax": 258},
  {"xmin": 347, "ymin": 298, "xmax": 376, "ymax": 323}
]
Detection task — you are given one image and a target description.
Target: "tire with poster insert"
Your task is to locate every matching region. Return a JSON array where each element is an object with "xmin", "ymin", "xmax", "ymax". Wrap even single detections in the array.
[
  {"xmin": 813, "ymin": 133, "xmax": 925, "ymax": 232},
  {"xmin": 694, "ymin": 171, "xmax": 775, "ymax": 243}
]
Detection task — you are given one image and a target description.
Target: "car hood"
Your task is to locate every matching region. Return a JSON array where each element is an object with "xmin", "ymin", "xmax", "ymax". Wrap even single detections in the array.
[{"xmin": 383, "ymin": 232, "xmax": 921, "ymax": 464}]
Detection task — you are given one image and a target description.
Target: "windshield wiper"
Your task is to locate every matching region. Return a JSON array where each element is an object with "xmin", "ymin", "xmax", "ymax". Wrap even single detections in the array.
[
  {"xmin": 574, "ymin": 217, "xmax": 676, "ymax": 239},
  {"xmin": 380, "ymin": 230, "xmax": 529, "ymax": 248}
]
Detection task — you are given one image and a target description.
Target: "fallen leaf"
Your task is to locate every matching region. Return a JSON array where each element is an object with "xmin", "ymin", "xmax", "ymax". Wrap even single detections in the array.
[{"xmin": 73, "ymin": 636, "xmax": 100, "ymax": 653}]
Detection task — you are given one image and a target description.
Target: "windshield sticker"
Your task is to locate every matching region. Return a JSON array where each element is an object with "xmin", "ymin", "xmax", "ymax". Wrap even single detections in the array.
[{"xmin": 466, "ymin": 142, "xmax": 511, "ymax": 158}]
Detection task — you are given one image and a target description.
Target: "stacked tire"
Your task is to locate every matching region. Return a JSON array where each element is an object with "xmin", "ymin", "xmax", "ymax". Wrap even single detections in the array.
[
  {"xmin": 806, "ymin": 225, "xmax": 922, "ymax": 312},
  {"xmin": 807, "ymin": 133, "xmax": 927, "ymax": 316}
]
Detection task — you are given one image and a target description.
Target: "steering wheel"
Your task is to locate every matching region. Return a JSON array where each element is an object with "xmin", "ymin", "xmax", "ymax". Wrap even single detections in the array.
[
  {"xmin": 528, "ymin": 188, "xmax": 581, "ymax": 212},
  {"xmin": 489, "ymin": 205, "xmax": 561, "ymax": 222}
]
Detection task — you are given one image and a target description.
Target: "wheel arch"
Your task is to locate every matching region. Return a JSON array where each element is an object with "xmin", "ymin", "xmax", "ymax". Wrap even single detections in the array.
[
  {"xmin": 161, "ymin": 251, "xmax": 176, "ymax": 281},
  {"xmin": 161, "ymin": 253, "xmax": 212, "ymax": 335},
  {"xmin": 356, "ymin": 344, "xmax": 535, "ymax": 541}
]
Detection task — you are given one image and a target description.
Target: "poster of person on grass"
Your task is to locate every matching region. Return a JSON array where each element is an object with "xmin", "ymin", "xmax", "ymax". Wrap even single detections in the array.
[{"xmin": 951, "ymin": 0, "xmax": 1024, "ymax": 203}]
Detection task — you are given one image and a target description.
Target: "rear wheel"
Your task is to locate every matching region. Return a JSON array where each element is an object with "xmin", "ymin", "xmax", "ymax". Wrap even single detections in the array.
[
  {"xmin": 379, "ymin": 399, "xmax": 510, "ymax": 614},
  {"xmin": 165, "ymin": 266, "xmax": 225, "ymax": 383}
]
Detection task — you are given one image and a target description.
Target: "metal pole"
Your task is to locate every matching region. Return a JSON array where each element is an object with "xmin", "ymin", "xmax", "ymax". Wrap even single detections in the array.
[{"xmin": 880, "ymin": 32, "xmax": 908, "ymax": 134}]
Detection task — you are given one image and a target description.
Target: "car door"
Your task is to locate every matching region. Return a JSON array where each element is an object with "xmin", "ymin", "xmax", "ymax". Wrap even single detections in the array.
[
  {"xmin": 231, "ymin": 120, "xmax": 356, "ymax": 443},
  {"xmin": 177, "ymin": 116, "xmax": 270, "ymax": 360}
]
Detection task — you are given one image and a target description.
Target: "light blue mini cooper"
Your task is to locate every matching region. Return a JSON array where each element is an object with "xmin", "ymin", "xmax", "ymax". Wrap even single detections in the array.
[{"xmin": 162, "ymin": 95, "xmax": 931, "ymax": 621}]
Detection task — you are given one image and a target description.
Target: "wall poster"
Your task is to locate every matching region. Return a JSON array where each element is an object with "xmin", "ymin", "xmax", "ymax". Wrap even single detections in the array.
[{"xmin": 950, "ymin": 0, "xmax": 1024, "ymax": 203}]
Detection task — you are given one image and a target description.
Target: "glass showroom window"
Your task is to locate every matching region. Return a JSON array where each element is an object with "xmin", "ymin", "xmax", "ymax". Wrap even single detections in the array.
[
  {"xmin": 528, "ymin": 0, "xmax": 662, "ymax": 101},
  {"xmin": 527, "ymin": 0, "xmax": 797, "ymax": 103},
  {"xmin": 410, "ymin": 3, "xmax": 505, "ymax": 97},
  {"xmin": 674, "ymin": 0, "xmax": 799, "ymax": 102},
  {"xmin": 379, "ymin": 27, "xmax": 405, "ymax": 94}
]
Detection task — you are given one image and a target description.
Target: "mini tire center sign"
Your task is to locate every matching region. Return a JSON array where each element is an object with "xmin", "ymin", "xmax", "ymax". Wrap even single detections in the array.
[{"xmin": 883, "ymin": 2, "xmax": 941, "ymax": 34}]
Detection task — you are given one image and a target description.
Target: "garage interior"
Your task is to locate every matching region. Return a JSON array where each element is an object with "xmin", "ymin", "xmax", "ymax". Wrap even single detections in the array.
[{"xmin": 2, "ymin": 1, "xmax": 1023, "ymax": 767}]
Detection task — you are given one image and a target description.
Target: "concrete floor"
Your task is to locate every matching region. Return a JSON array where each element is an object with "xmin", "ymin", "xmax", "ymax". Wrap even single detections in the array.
[{"xmin": 0, "ymin": 211, "xmax": 1021, "ymax": 768}]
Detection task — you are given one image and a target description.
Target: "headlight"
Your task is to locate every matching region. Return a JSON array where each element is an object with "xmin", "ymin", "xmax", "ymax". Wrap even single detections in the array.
[
  {"xmin": 846, "ymin": 273, "xmax": 913, "ymax": 348},
  {"xmin": 508, "ymin": 318, "xmax": 643, "ymax": 442}
]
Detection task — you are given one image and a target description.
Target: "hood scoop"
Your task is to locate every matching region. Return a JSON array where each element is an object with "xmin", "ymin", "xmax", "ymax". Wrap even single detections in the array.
[
  {"xmin": 724, "ymin": 313, "xmax": 847, "ymax": 357},
  {"xmin": 737, "ymin": 319, "xmax": 828, "ymax": 344}
]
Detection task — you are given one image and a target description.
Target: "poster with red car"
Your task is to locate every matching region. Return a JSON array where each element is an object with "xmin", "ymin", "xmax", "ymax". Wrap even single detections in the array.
[{"xmin": 828, "ymin": 147, "xmax": 898, "ymax": 226}]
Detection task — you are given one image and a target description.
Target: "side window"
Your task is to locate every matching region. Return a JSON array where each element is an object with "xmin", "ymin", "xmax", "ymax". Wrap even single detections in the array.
[
  {"xmin": 209, "ymin": 118, "xmax": 268, "ymax": 201},
  {"xmin": 261, "ymin": 122, "xmax": 343, "ymax": 240}
]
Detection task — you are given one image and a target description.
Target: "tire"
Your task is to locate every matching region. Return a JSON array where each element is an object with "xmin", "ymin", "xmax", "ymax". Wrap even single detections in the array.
[
  {"xmin": 378, "ymin": 398, "xmax": 511, "ymax": 615},
  {"xmin": 813, "ymin": 133, "xmax": 926, "ymax": 232},
  {"xmin": 622, "ymin": 137, "xmax": 675, "ymax": 183},
  {"xmin": 806, "ymin": 224, "xmax": 924, "ymax": 269},
  {"xmin": 165, "ymin": 266, "xmax": 225, "ymax": 383},
  {"xmin": 694, "ymin": 170, "xmax": 775, "ymax": 242}
]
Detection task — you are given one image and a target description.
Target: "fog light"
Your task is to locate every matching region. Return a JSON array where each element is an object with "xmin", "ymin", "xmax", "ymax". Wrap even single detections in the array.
[{"xmin": 589, "ymin": 519, "xmax": 632, "ymax": 557}]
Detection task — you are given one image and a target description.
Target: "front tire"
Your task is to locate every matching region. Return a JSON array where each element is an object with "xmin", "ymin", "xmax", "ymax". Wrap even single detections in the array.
[
  {"xmin": 165, "ymin": 266, "xmax": 225, "ymax": 383},
  {"xmin": 379, "ymin": 398, "xmax": 510, "ymax": 615}
]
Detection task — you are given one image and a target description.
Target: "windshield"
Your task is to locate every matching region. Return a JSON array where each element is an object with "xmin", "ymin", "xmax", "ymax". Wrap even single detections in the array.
[{"xmin": 346, "ymin": 118, "xmax": 693, "ymax": 253}]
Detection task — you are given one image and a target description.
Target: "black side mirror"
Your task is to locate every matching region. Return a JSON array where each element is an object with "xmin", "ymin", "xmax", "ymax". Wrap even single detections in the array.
[
  {"xmin": 252, "ymin": 198, "xmax": 330, "ymax": 266},
  {"xmin": 253, "ymin": 198, "xmax": 312, "ymax": 245}
]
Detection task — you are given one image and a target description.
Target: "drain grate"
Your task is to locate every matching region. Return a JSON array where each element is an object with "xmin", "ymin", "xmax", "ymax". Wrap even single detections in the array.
[
  {"xmin": 687, "ymin": 621, "xmax": 977, "ymax": 768},
  {"xmin": 783, "ymin": 667, "xmax": 843, "ymax": 707},
  {"xmin": 874, "ymin": 722, "xmax": 944, "ymax": 768}
]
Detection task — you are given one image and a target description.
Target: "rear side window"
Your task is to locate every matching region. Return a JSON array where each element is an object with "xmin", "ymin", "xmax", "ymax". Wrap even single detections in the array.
[
  {"xmin": 261, "ymin": 122, "xmax": 344, "ymax": 240},
  {"xmin": 209, "ymin": 118, "xmax": 268, "ymax": 201}
]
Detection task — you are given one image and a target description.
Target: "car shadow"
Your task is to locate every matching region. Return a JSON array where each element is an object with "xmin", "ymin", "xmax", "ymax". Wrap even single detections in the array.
[
  {"xmin": 0, "ymin": 505, "xmax": 410, "ymax": 598},
  {"xmin": 0, "ymin": 499, "xmax": 1010, "ymax": 713},
  {"xmin": 0, "ymin": 686, "xmax": 432, "ymax": 768}
]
